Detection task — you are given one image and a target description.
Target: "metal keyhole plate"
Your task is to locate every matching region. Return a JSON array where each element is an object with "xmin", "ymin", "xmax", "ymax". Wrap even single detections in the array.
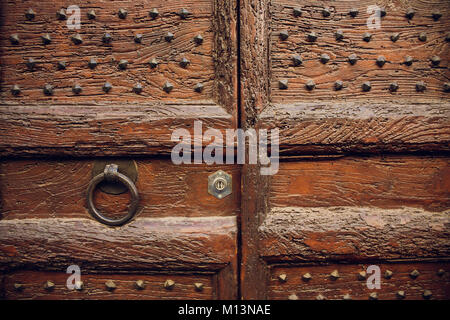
[{"xmin": 208, "ymin": 170, "xmax": 232, "ymax": 199}]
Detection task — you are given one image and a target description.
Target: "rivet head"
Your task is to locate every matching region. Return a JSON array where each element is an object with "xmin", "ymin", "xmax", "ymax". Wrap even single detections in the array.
[
  {"xmin": 57, "ymin": 61, "xmax": 66, "ymax": 70},
  {"xmin": 102, "ymin": 33, "xmax": 112, "ymax": 44},
  {"xmin": 149, "ymin": 8, "xmax": 159, "ymax": 19},
  {"xmin": 165, "ymin": 32, "xmax": 174, "ymax": 42},
  {"xmin": 25, "ymin": 9, "xmax": 36, "ymax": 20},
  {"xmin": 71, "ymin": 33, "xmax": 83, "ymax": 45},
  {"xmin": 335, "ymin": 30, "xmax": 344, "ymax": 41},
  {"xmin": 279, "ymin": 30, "xmax": 289, "ymax": 40},
  {"xmin": 134, "ymin": 34, "xmax": 143, "ymax": 43},
  {"xmin": 87, "ymin": 10, "xmax": 96, "ymax": 20},
  {"xmin": 10, "ymin": 34, "xmax": 20, "ymax": 45},
  {"xmin": 445, "ymin": 33, "xmax": 450, "ymax": 42},
  {"xmin": 316, "ymin": 294, "xmax": 326, "ymax": 300},
  {"xmin": 348, "ymin": 54, "xmax": 358, "ymax": 65},
  {"xmin": 292, "ymin": 55, "xmax": 302, "ymax": 66},
  {"xmin": 179, "ymin": 8, "xmax": 190, "ymax": 19},
  {"xmin": 103, "ymin": 82, "xmax": 112, "ymax": 93},
  {"xmin": 194, "ymin": 83, "xmax": 204, "ymax": 93},
  {"xmin": 41, "ymin": 33, "xmax": 52, "ymax": 45},
  {"xmin": 416, "ymin": 81, "xmax": 426, "ymax": 92},
  {"xmin": 410, "ymin": 269, "xmax": 420, "ymax": 279},
  {"xmin": 293, "ymin": 8, "xmax": 302, "ymax": 17},
  {"xmin": 14, "ymin": 283, "xmax": 24, "ymax": 291},
  {"xmin": 118, "ymin": 59, "xmax": 128, "ymax": 70},
  {"xmin": 322, "ymin": 8, "xmax": 331, "ymax": 17},
  {"xmin": 379, "ymin": 8, "xmax": 386, "ymax": 17},
  {"xmin": 11, "ymin": 84, "xmax": 21, "ymax": 96},
  {"xmin": 376, "ymin": 56, "xmax": 386, "ymax": 67},
  {"xmin": 26, "ymin": 57, "xmax": 36, "ymax": 70},
  {"xmin": 194, "ymin": 283, "xmax": 204, "ymax": 291},
  {"xmin": 163, "ymin": 81, "xmax": 174, "ymax": 93},
  {"xmin": 349, "ymin": 8, "xmax": 359, "ymax": 17},
  {"xmin": 437, "ymin": 269, "xmax": 446, "ymax": 276},
  {"xmin": 423, "ymin": 290, "xmax": 432, "ymax": 299},
  {"xmin": 389, "ymin": 82, "xmax": 399, "ymax": 92},
  {"xmin": 404, "ymin": 56, "xmax": 413, "ymax": 66},
  {"xmin": 288, "ymin": 294, "xmax": 298, "ymax": 300},
  {"xmin": 74, "ymin": 281, "xmax": 83, "ymax": 291},
  {"xmin": 302, "ymin": 273, "xmax": 312, "ymax": 281},
  {"xmin": 418, "ymin": 32, "xmax": 427, "ymax": 42},
  {"xmin": 307, "ymin": 32, "xmax": 317, "ymax": 42},
  {"xmin": 384, "ymin": 270, "xmax": 393, "ymax": 279},
  {"xmin": 405, "ymin": 8, "xmax": 415, "ymax": 20},
  {"xmin": 363, "ymin": 32, "xmax": 372, "ymax": 42},
  {"xmin": 432, "ymin": 11, "xmax": 442, "ymax": 21},
  {"xmin": 443, "ymin": 83, "xmax": 450, "ymax": 93},
  {"xmin": 343, "ymin": 294, "xmax": 352, "ymax": 300},
  {"xmin": 431, "ymin": 56, "xmax": 441, "ymax": 66},
  {"xmin": 334, "ymin": 80, "xmax": 343, "ymax": 91},
  {"xmin": 133, "ymin": 83, "xmax": 143, "ymax": 94},
  {"xmin": 278, "ymin": 79, "xmax": 289, "ymax": 90},
  {"xmin": 362, "ymin": 81, "xmax": 371, "ymax": 92},
  {"xmin": 88, "ymin": 58, "xmax": 97, "ymax": 69},
  {"xmin": 396, "ymin": 291, "xmax": 406, "ymax": 299},
  {"xmin": 105, "ymin": 280, "xmax": 116, "ymax": 291},
  {"xmin": 194, "ymin": 34, "xmax": 203, "ymax": 45},
  {"xmin": 57, "ymin": 8, "xmax": 67, "ymax": 20},
  {"xmin": 44, "ymin": 280, "xmax": 55, "ymax": 291},
  {"xmin": 278, "ymin": 274, "xmax": 287, "ymax": 282},
  {"xmin": 72, "ymin": 84, "xmax": 82, "ymax": 94},
  {"xmin": 330, "ymin": 270, "xmax": 340, "ymax": 280},
  {"xmin": 320, "ymin": 53, "xmax": 330, "ymax": 64},
  {"xmin": 43, "ymin": 84, "xmax": 54, "ymax": 96},
  {"xmin": 358, "ymin": 271, "xmax": 367, "ymax": 280},
  {"xmin": 305, "ymin": 80, "xmax": 316, "ymax": 91},
  {"xmin": 180, "ymin": 57, "xmax": 190, "ymax": 68},
  {"xmin": 369, "ymin": 292, "xmax": 378, "ymax": 300},
  {"xmin": 135, "ymin": 280, "xmax": 145, "ymax": 290},
  {"xmin": 118, "ymin": 8, "xmax": 127, "ymax": 19},
  {"xmin": 149, "ymin": 58, "xmax": 158, "ymax": 68},
  {"xmin": 390, "ymin": 33, "xmax": 400, "ymax": 42},
  {"xmin": 164, "ymin": 279, "xmax": 175, "ymax": 289}
]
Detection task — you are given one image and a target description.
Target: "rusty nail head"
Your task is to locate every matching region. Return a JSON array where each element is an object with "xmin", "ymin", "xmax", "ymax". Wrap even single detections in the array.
[
  {"xmin": 330, "ymin": 270, "xmax": 339, "ymax": 280},
  {"xmin": 444, "ymin": 83, "xmax": 450, "ymax": 93},
  {"xmin": 288, "ymin": 294, "xmax": 298, "ymax": 300},
  {"xmin": 349, "ymin": 8, "xmax": 359, "ymax": 17},
  {"xmin": 410, "ymin": 269, "xmax": 420, "ymax": 278},
  {"xmin": 376, "ymin": 56, "xmax": 386, "ymax": 67},
  {"xmin": 44, "ymin": 280, "xmax": 55, "ymax": 291},
  {"xmin": 149, "ymin": 8, "xmax": 159, "ymax": 19},
  {"xmin": 102, "ymin": 33, "xmax": 112, "ymax": 43},
  {"xmin": 118, "ymin": 59, "xmax": 128, "ymax": 70},
  {"xmin": 384, "ymin": 270, "xmax": 393, "ymax": 279},
  {"xmin": 180, "ymin": 57, "xmax": 190, "ymax": 68},
  {"xmin": 391, "ymin": 33, "xmax": 400, "ymax": 42},
  {"xmin": 335, "ymin": 30, "xmax": 344, "ymax": 41},
  {"xmin": 334, "ymin": 80, "xmax": 343, "ymax": 91},
  {"xmin": 293, "ymin": 8, "xmax": 302, "ymax": 17},
  {"xmin": 10, "ymin": 34, "xmax": 19, "ymax": 44},
  {"xmin": 11, "ymin": 84, "xmax": 21, "ymax": 96},
  {"xmin": 75, "ymin": 281, "xmax": 84, "ymax": 291},
  {"xmin": 26, "ymin": 9, "xmax": 36, "ymax": 20},
  {"xmin": 194, "ymin": 34, "xmax": 203, "ymax": 45},
  {"xmin": 57, "ymin": 8, "xmax": 67, "ymax": 20},
  {"xmin": 43, "ymin": 84, "xmax": 54, "ymax": 96},
  {"xmin": 343, "ymin": 294, "xmax": 352, "ymax": 300},
  {"xmin": 316, "ymin": 294, "xmax": 326, "ymax": 300},
  {"xmin": 404, "ymin": 56, "xmax": 413, "ymax": 66},
  {"xmin": 14, "ymin": 283, "xmax": 24, "ymax": 291},
  {"xmin": 423, "ymin": 290, "xmax": 432, "ymax": 299},
  {"xmin": 41, "ymin": 33, "xmax": 51, "ymax": 45},
  {"xmin": 72, "ymin": 84, "xmax": 82, "ymax": 94},
  {"xmin": 419, "ymin": 32, "xmax": 427, "ymax": 42},
  {"xmin": 135, "ymin": 280, "xmax": 145, "ymax": 290},
  {"xmin": 133, "ymin": 83, "xmax": 143, "ymax": 94},
  {"xmin": 320, "ymin": 53, "xmax": 330, "ymax": 64},
  {"xmin": 87, "ymin": 10, "xmax": 96, "ymax": 19},
  {"xmin": 134, "ymin": 34, "xmax": 143, "ymax": 43},
  {"xmin": 431, "ymin": 56, "xmax": 441, "ymax": 66},
  {"xmin": 149, "ymin": 58, "xmax": 158, "ymax": 68},
  {"xmin": 322, "ymin": 8, "xmax": 331, "ymax": 17},
  {"xmin": 88, "ymin": 58, "xmax": 97, "ymax": 69},
  {"xmin": 71, "ymin": 33, "xmax": 83, "ymax": 45},
  {"xmin": 363, "ymin": 32, "xmax": 372, "ymax": 42},
  {"xmin": 103, "ymin": 82, "xmax": 112, "ymax": 93},
  {"xmin": 105, "ymin": 280, "xmax": 116, "ymax": 291},
  {"xmin": 292, "ymin": 55, "xmax": 302, "ymax": 66},
  {"xmin": 348, "ymin": 54, "xmax": 358, "ymax": 65},
  {"xmin": 358, "ymin": 271, "xmax": 367, "ymax": 280},
  {"xmin": 278, "ymin": 274, "xmax": 287, "ymax": 282},
  {"xmin": 194, "ymin": 83, "xmax": 204, "ymax": 92},
  {"xmin": 305, "ymin": 80, "xmax": 315, "ymax": 91},
  {"xmin": 389, "ymin": 82, "xmax": 399, "ymax": 92},
  {"xmin": 279, "ymin": 79, "xmax": 288, "ymax": 90},
  {"xmin": 179, "ymin": 8, "xmax": 190, "ymax": 19},
  {"xmin": 397, "ymin": 291, "xmax": 406, "ymax": 299},
  {"xmin": 362, "ymin": 81, "xmax": 371, "ymax": 92},
  {"xmin": 118, "ymin": 8, "xmax": 127, "ymax": 19},
  {"xmin": 405, "ymin": 8, "xmax": 415, "ymax": 19},
  {"xmin": 416, "ymin": 81, "xmax": 426, "ymax": 92},
  {"xmin": 279, "ymin": 30, "xmax": 289, "ymax": 40},
  {"xmin": 432, "ymin": 11, "xmax": 442, "ymax": 21},
  {"xmin": 307, "ymin": 31, "xmax": 317, "ymax": 42},
  {"xmin": 165, "ymin": 32, "xmax": 174, "ymax": 42},
  {"xmin": 163, "ymin": 81, "xmax": 174, "ymax": 93},
  {"xmin": 302, "ymin": 273, "xmax": 312, "ymax": 281},
  {"xmin": 369, "ymin": 292, "xmax": 378, "ymax": 300},
  {"xmin": 194, "ymin": 283, "xmax": 204, "ymax": 291},
  {"xmin": 164, "ymin": 279, "xmax": 175, "ymax": 289}
]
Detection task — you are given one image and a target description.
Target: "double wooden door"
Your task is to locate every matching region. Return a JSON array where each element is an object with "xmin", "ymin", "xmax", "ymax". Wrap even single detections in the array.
[{"xmin": 0, "ymin": 0, "xmax": 449, "ymax": 299}]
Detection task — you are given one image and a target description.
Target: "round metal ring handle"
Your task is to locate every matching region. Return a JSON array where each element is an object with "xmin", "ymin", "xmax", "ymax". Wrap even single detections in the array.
[{"xmin": 87, "ymin": 164, "xmax": 139, "ymax": 226}]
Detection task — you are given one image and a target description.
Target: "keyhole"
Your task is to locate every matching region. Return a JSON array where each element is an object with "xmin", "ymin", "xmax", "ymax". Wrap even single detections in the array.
[{"xmin": 214, "ymin": 178, "xmax": 227, "ymax": 191}]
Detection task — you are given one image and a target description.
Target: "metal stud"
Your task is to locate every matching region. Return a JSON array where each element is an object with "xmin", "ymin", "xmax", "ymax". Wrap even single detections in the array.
[
  {"xmin": 102, "ymin": 33, "xmax": 112, "ymax": 44},
  {"xmin": 405, "ymin": 8, "xmax": 415, "ymax": 20},
  {"xmin": 431, "ymin": 56, "xmax": 441, "ymax": 66},
  {"xmin": 10, "ymin": 34, "xmax": 19, "ymax": 45},
  {"xmin": 194, "ymin": 83, "xmax": 204, "ymax": 93},
  {"xmin": 118, "ymin": 8, "xmax": 127, "ymax": 19},
  {"xmin": 57, "ymin": 61, "xmax": 66, "ymax": 70},
  {"xmin": 14, "ymin": 283, "xmax": 24, "ymax": 291},
  {"xmin": 335, "ymin": 30, "xmax": 344, "ymax": 41},
  {"xmin": 288, "ymin": 294, "xmax": 298, "ymax": 300},
  {"xmin": 133, "ymin": 83, "xmax": 143, "ymax": 94},
  {"xmin": 25, "ymin": 9, "xmax": 36, "ymax": 21},
  {"xmin": 72, "ymin": 84, "xmax": 82, "ymax": 94},
  {"xmin": 44, "ymin": 280, "xmax": 55, "ymax": 291},
  {"xmin": 163, "ymin": 81, "xmax": 174, "ymax": 93},
  {"xmin": 358, "ymin": 271, "xmax": 367, "ymax": 280},
  {"xmin": 416, "ymin": 81, "xmax": 426, "ymax": 92},
  {"xmin": 164, "ymin": 279, "xmax": 175, "ymax": 290},
  {"xmin": 194, "ymin": 283, "xmax": 204, "ymax": 292},
  {"xmin": 71, "ymin": 33, "xmax": 83, "ymax": 45},
  {"xmin": 194, "ymin": 34, "xmax": 203, "ymax": 45},
  {"xmin": 396, "ymin": 290, "xmax": 406, "ymax": 299},
  {"xmin": 320, "ymin": 53, "xmax": 330, "ymax": 64},
  {"xmin": 418, "ymin": 32, "xmax": 427, "ymax": 42},
  {"xmin": 26, "ymin": 58, "xmax": 36, "ymax": 71},
  {"xmin": 362, "ymin": 81, "xmax": 371, "ymax": 92},
  {"xmin": 105, "ymin": 280, "xmax": 116, "ymax": 291},
  {"xmin": 307, "ymin": 31, "xmax": 317, "ymax": 42},
  {"xmin": 410, "ymin": 269, "xmax": 420, "ymax": 279},
  {"xmin": 437, "ymin": 269, "xmax": 446, "ymax": 276},
  {"xmin": 444, "ymin": 83, "xmax": 450, "ymax": 93},
  {"xmin": 322, "ymin": 8, "xmax": 331, "ymax": 18},
  {"xmin": 363, "ymin": 32, "xmax": 372, "ymax": 42},
  {"xmin": 75, "ymin": 281, "xmax": 84, "ymax": 291},
  {"xmin": 343, "ymin": 294, "xmax": 352, "ymax": 300},
  {"xmin": 384, "ymin": 270, "xmax": 393, "ymax": 279},
  {"xmin": 379, "ymin": 8, "xmax": 386, "ymax": 17},
  {"xmin": 292, "ymin": 55, "xmax": 302, "ymax": 66},
  {"xmin": 278, "ymin": 79, "xmax": 288, "ymax": 90},
  {"xmin": 423, "ymin": 290, "xmax": 432, "ymax": 299},
  {"xmin": 43, "ymin": 84, "xmax": 54, "ymax": 96},
  {"xmin": 334, "ymin": 80, "xmax": 343, "ymax": 91},
  {"xmin": 149, "ymin": 8, "xmax": 159, "ymax": 19},
  {"xmin": 432, "ymin": 11, "xmax": 442, "ymax": 21},
  {"xmin": 445, "ymin": 33, "xmax": 450, "ymax": 42},
  {"xmin": 149, "ymin": 58, "xmax": 158, "ymax": 68},
  {"xmin": 165, "ymin": 32, "xmax": 174, "ymax": 42},
  {"xmin": 293, "ymin": 8, "xmax": 302, "ymax": 17},
  {"xmin": 278, "ymin": 274, "xmax": 287, "ymax": 282},
  {"xmin": 349, "ymin": 8, "xmax": 359, "ymax": 17},
  {"xmin": 135, "ymin": 280, "xmax": 145, "ymax": 290},
  {"xmin": 369, "ymin": 292, "xmax": 378, "ymax": 300},
  {"xmin": 330, "ymin": 270, "xmax": 340, "ymax": 280},
  {"xmin": 305, "ymin": 80, "xmax": 315, "ymax": 91},
  {"xmin": 376, "ymin": 56, "xmax": 386, "ymax": 67},
  {"xmin": 179, "ymin": 8, "xmax": 190, "ymax": 19},
  {"xmin": 11, "ymin": 84, "xmax": 21, "ymax": 96},
  {"xmin": 118, "ymin": 59, "xmax": 128, "ymax": 70},
  {"xmin": 134, "ymin": 34, "xmax": 143, "ymax": 44},
  {"xmin": 348, "ymin": 54, "xmax": 358, "ymax": 65},
  {"xmin": 390, "ymin": 33, "xmax": 400, "ymax": 42},
  {"xmin": 180, "ymin": 57, "xmax": 190, "ymax": 68},
  {"xmin": 57, "ymin": 9, "xmax": 67, "ymax": 20},
  {"xmin": 103, "ymin": 82, "xmax": 112, "ymax": 93},
  {"xmin": 88, "ymin": 58, "xmax": 97, "ymax": 69},
  {"xmin": 279, "ymin": 30, "xmax": 289, "ymax": 40},
  {"xmin": 41, "ymin": 33, "xmax": 52, "ymax": 45},
  {"xmin": 302, "ymin": 273, "xmax": 312, "ymax": 281},
  {"xmin": 316, "ymin": 294, "xmax": 326, "ymax": 300},
  {"xmin": 404, "ymin": 56, "xmax": 413, "ymax": 66},
  {"xmin": 389, "ymin": 82, "xmax": 399, "ymax": 92},
  {"xmin": 87, "ymin": 10, "xmax": 96, "ymax": 20}
]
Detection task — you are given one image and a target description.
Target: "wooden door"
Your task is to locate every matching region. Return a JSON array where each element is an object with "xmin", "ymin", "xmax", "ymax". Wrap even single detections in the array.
[
  {"xmin": 240, "ymin": 0, "xmax": 450, "ymax": 300},
  {"xmin": 0, "ymin": 0, "xmax": 239, "ymax": 299}
]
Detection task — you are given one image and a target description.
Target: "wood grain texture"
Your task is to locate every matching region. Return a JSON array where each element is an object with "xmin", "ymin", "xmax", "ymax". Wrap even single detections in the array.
[
  {"xmin": 259, "ymin": 207, "xmax": 450, "ymax": 262},
  {"xmin": 271, "ymin": 0, "xmax": 450, "ymax": 102},
  {"xmin": 2, "ymin": 271, "xmax": 214, "ymax": 300},
  {"xmin": 271, "ymin": 156, "xmax": 450, "ymax": 211},
  {"xmin": 0, "ymin": 159, "xmax": 240, "ymax": 219},
  {"xmin": 269, "ymin": 262, "xmax": 450, "ymax": 300},
  {"xmin": 0, "ymin": 216, "xmax": 237, "ymax": 272}
]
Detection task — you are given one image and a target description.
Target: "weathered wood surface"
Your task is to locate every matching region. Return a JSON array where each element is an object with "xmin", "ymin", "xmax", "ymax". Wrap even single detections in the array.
[
  {"xmin": 259, "ymin": 103, "xmax": 450, "ymax": 154},
  {"xmin": 269, "ymin": 262, "xmax": 450, "ymax": 300},
  {"xmin": 0, "ymin": 216, "xmax": 237, "ymax": 272},
  {"xmin": 271, "ymin": 0, "xmax": 450, "ymax": 102},
  {"xmin": 271, "ymin": 156, "xmax": 450, "ymax": 211},
  {"xmin": 259, "ymin": 207, "xmax": 450, "ymax": 262},
  {"xmin": 1, "ymin": 271, "xmax": 214, "ymax": 300}
]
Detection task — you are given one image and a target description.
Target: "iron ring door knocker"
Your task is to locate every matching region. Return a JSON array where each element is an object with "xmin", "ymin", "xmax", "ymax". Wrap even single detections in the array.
[{"xmin": 87, "ymin": 164, "xmax": 139, "ymax": 226}]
